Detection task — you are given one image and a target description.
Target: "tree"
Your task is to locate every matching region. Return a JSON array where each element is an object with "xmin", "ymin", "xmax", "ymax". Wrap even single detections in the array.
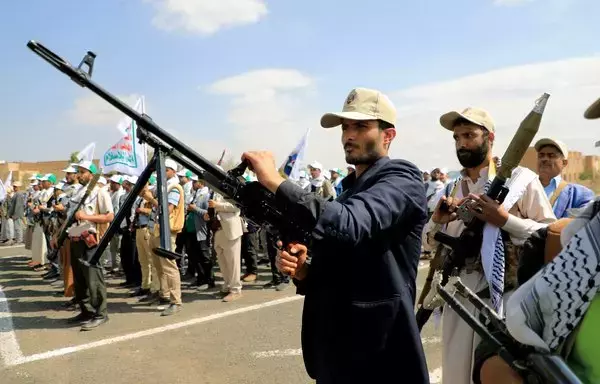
[
  {"xmin": 69, "ymin": 151, "xmax": 79, "ymax": 163},
  {"xmin": 579, "ymin": 170, "xmax": 593, "ymax": 181}
]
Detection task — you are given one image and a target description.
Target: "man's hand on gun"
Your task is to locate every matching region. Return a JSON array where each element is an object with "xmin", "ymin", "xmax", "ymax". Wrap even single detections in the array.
[
  {"xmin": 466, "ymin": 193, "xmax": 510, "ymax": 227},
  {"xmin": 431, "ymin": 196, "xmax": 463, "ymax": 224},
  {"xmin": 432, "ymin": 193, "xmax": 509, "ymax": 228},
  {"xmin": 275, "ymin": 241, "xmax": 309, "ymax": 281},
  {"xmin": 242, "ymin": 150, "xmax": 310, "ymax": 281},
  {"xmin": 241, "ymin": 151, "xmax": 285, "ymax": 194}
]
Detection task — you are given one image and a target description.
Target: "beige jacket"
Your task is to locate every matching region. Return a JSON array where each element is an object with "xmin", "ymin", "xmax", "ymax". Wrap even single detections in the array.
[{"xmin": 214, "ymin": 197, "xmax": 244, "ymax": 241}]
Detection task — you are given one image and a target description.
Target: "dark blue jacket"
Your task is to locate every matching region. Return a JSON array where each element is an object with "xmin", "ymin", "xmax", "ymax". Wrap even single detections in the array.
[{"xmin": 275, "ymin": 156, "xmax": 430, "ymax": 384}]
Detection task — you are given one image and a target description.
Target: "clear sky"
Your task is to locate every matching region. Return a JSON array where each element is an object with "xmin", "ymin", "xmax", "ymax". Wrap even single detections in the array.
[{"xmin": 1, "ymin": 0, "xmax": 599, "ymax": 172}]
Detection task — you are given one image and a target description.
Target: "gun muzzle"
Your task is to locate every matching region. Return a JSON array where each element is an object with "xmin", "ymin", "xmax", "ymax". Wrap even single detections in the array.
[{"xmin": 153, "ymin": 247, "xmax": 182, "ymax": 260}]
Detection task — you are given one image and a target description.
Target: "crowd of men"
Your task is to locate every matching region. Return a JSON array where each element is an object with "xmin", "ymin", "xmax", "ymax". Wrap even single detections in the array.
[
  {"xmin": 0, "ymin": 85, "xmax": 599, "ymax": 383},
  {"xmin": 0, "ymin": 157, "xmax": 355, "ymax": 329}
]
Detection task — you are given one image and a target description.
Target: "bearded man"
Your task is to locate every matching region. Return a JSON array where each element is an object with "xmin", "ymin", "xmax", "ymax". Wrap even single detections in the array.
[{"xmin": 424, "ymin": 107, "xmax": 556, "ymax": 384}]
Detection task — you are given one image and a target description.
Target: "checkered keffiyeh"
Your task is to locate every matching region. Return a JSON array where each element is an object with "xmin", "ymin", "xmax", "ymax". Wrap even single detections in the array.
[{"xmin": 506, "ymin": 198, "xmax": 600, "ymax": 351}]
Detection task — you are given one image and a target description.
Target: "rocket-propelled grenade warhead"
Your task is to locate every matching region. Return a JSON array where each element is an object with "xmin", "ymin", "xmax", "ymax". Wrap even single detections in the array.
[{"xmin": 498, "ymin": 93, "xmax": 550, "ymax": 180}]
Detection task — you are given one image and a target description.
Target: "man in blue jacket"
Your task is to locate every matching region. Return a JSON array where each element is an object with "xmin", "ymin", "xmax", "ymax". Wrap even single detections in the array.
[
  {"xmin": 534, "ymin": 137, "xmax": 594, "ymax": 218},
  {"xmin": 243, "ymin": 87, "xmax": 430, "ymax": 383}
]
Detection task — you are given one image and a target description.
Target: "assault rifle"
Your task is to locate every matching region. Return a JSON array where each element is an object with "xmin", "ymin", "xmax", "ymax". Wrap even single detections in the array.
[
  {"xmin": 436, "ymin": 279, "xmax": 582, "ymax": 383},
  {"xmin": 27, "ymin": 40, "xmax": 312, "ymax": 266},
  {"xmin": 47, "ymin": 174, "xmax": 100, "ymax": 261}
]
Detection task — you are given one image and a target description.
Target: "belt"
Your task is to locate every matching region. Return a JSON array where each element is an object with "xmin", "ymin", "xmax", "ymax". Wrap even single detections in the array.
[{"xmin": 135, "ymin": 225, "xmax": 148, "ymax": 229}]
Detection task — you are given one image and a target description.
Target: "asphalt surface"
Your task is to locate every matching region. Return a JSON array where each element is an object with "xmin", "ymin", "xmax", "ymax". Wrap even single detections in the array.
[{"xmin": 0, "ymin": 245, "xmax": 442, "ymax": 384}]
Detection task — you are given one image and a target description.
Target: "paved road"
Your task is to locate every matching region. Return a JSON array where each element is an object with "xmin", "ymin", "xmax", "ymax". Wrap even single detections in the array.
[{"xmin": 0, "ymin": 245, "xmax": 442, "ymax": 384}]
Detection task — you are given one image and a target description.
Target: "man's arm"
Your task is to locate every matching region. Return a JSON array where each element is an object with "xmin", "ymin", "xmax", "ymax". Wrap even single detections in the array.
[
  {"xmin": 8, "ymin": 196, "xmax": 16, "ymax": 217},
  {"xmin": 191, "ymin": 194, "xmax": 209, "ymax": 217},
  {"xmin": 214, "ymin": 200, "xmax": 240, "ymax": 213},
  {"xmin": 14, "ymin": 194, "xmax": 26, "ymax": 217},
  {"xmin": 167, "ymin": 187, "xmax": 181, "ymax": 215},
  {"xmin": 502, "ymin": 178, "xmax": 556, "ymax": 245},
  {"xmin": 323, "ymin": 180, "xmax": 337, "ymax": 199},
  {"xmin": 275, "ymin": 170, "xmax": 423, "ymax": 246},
  {"xmin": 572, "ymin": 184, "xmax": 595, "ymax": 210}
]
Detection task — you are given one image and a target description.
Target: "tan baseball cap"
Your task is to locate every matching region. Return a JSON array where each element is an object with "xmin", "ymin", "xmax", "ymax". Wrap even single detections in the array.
[
  {"xmin": 320, "ymin": 88, "xmax": 396, "ymax": 128},
  {"xmin": 584, "ymin": 97, "xmax": 600, "ymax": 119},
  {"xmin": 440, "ymin": 107, "xmax": 495, "ymax": 133},
  {"xmin": 534, "ymin": 138, "xmax": 569, "ymax": 159}
]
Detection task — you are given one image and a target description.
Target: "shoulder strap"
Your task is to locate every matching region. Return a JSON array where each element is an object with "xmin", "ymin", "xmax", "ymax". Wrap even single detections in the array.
[
  {"xmin": 549, "ymin": 180, "xmax": 569, "ymax": 207},
  {"xmin": 544, "ymin": 217, "xmax": 574, "ymax": 263},
  {"xmin": 444, "ymin": 182, "xmax": 453, "ymax": 197},
  {"xmin": 460, "ymin": 179, "xmax": 470, "ymax": 198}
]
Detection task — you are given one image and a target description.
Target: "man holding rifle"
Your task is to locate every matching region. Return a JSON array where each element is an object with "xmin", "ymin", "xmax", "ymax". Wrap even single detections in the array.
[
  {"xmin": 66, "ymin": 161, "xmax": 114, "ymax": 331},
  {"xmin": 422, "ymin": 107, "xmax": 555, "ymax": 384},
  {"xmin": 472, "ymin": 97, "xmax": 600, "ymax": 384},
  {"xmin": 242, "ymin": 88, "xmax": 430, "ymax": 384}
]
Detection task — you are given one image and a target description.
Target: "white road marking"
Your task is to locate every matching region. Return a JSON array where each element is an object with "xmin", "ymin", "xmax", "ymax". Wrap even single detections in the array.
[
  {"xmin": 429, "ymin": 367, "xmax": 442, "ymax": 383},
  {"xmin": 0, "ymin": 244, "xmax": 25, "ymax": 250},
  {"xmin": 251, "ymin": 337, "xmax": 441, "ymax": 359},
  {"xmin": 252, "ymin": 348, "xmax": 303, "ymax": 358},
  {"xmin": 252, "ymin": 348, "xmax": 442, "ymax": 383},
  {"xmin": 0, "ymin": 283, "xmax": 25, "ymax": 366},
  {"xmin": 422, "ymin": 336, "xmax": 441, "ymax": 345},
  {"xmin": 4, "ymin": 295, "xmax": 304, "ymax": 367}
]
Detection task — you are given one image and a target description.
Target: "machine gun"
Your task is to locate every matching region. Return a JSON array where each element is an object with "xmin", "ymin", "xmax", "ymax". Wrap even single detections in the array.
[
  {"xmin": 26, "ymin": 40, "xmax": 312, "ymax": 267},
  {"xmin": 46, "ymin": 174, "xmax": 100, "ymax": 262},
  {"xmin": 436, "ymin": 279, "xmax": 582, "ymax": 383},
  {"xmin": 433, "ymin": 93, "xmax": 550, "ymax": 284}
]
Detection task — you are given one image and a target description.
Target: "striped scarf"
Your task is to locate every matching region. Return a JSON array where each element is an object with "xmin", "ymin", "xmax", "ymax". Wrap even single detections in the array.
[
  {"xmin": 482, "ymin": 176, "xmax": 505, "ymax": 314},
  {"xmin": 506, "ymin": 198, "xmax": 600, "ymax": 351},
  {"xmin": 480, "ymin": 167, "xmax": 537, "ymax": 314}
]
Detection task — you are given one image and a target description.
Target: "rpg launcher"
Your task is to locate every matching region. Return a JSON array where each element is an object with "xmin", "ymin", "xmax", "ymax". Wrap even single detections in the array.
[
  {"xmin": 433, "ymin": 93, "xmax": 550, "ymax": 284},
  {"xmin": 26, "ymin": 40, "xmax": 313, "ymax": 262}
]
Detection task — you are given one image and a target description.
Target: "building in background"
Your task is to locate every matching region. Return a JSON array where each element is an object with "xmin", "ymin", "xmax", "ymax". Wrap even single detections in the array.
[
  {"xmin": 520, "ymin": 147, "xmax": 600, "ymax": 183},
  {"xmin": 0, "ymin": 159, "xmax": 101, "ymax": 185}
]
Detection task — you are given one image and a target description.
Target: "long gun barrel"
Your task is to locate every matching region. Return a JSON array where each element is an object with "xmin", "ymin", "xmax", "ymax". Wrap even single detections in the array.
[
  {"xmin": 436, "ymin": 281, "xmax": 582, "ymax": 384},
  {"xmin": 26, "ymin": 40, "xmax": 312, "ymax": 249}
]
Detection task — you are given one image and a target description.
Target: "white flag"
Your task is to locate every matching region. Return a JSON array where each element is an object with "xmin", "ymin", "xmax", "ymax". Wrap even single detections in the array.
[
  {"xmin": 76, "ymin": 142, "xmax": 96, "ymax": 162},
  {"xmin": 0, "ymin": 171, "xmax": 12, "ymax": 201},
  {"xmin": 0, "ymin": 179, "xmax": 5, "ymax": 202},
  {"xmin": 100, "ymin": 96, "xmax": 148, "ymax": 176},
  {"xmin": 4, "ymin": 171, "xmax": 13, "ymax": 189},
  {"xmin": 278, "ymin": 127, "xmax": 311, "ymax": 180}
]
